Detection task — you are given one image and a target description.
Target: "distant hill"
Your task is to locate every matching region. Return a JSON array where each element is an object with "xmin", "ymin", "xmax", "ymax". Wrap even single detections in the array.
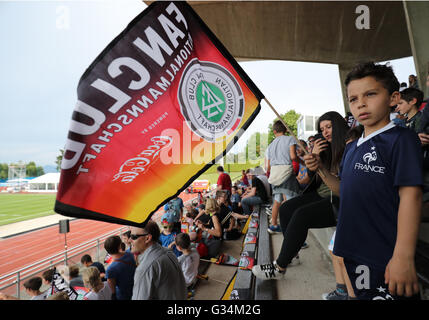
[{"xmin": 43, "ymin": 165, "xmax": 58, "ymax": 173}]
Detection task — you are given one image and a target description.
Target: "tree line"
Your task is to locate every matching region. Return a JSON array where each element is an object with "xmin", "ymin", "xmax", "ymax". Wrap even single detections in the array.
[
  {"xmin": 0, "ymin": 162, "xmax": 45, "ymax": 180},
  {"xmin": 225, "ymin": 109, "xmax": 301, "ymax": 164}
]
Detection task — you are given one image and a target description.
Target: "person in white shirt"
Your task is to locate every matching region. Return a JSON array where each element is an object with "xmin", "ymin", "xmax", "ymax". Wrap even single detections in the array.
[{"xmin": 82, "ymin": 267, "xmax": 112, "ymax": 300}]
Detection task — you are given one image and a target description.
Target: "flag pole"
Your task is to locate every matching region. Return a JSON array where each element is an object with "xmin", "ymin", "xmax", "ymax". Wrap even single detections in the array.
[{"xmin": 263, "ymin": 98, "xmax": 326, "ymax": 178}]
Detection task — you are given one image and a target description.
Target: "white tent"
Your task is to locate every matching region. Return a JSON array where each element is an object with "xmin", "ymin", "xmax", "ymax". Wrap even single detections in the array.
[{"xmin": 28, "ymin": 173, "xmax": 60, "ymax": 193}]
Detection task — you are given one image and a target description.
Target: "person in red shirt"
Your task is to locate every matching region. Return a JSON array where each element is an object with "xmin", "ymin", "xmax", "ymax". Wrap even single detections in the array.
[
  {"xmin": 216, "ymin": 166, "xmax": 232, "ymax": 195},
  {"xmin": 241, "ymin": 169, "xmax": 249, "ymax": 186}
]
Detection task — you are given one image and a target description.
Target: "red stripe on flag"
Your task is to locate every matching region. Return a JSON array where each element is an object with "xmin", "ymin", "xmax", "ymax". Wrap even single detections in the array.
[{"xmin": 228, "ymin": 119, "xmax": 241, "ymax": 135}]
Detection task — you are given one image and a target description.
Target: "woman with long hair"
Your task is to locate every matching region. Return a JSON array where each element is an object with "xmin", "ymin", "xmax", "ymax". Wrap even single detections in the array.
[{"xmin": 252, "ymin": 111, "xmax": 350, "ymax": 284}]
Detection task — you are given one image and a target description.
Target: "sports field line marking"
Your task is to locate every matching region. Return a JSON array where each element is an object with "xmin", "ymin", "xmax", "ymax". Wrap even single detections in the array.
[{"xmin": 0, "ymin": 211, "xmax": 55, "ymax": 224}]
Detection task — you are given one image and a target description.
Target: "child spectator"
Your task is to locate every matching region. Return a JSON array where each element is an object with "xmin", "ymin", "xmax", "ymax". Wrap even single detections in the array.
[
  {"xmin": 160, "ymin": 211, "xmax": 182, "ymax": 257},
  {"xmin": 104, "ymin": 235, "xmax": 136, "ymax": 300},
  {"xmin": 41, "ymin": 268, "xmax": 57, "ymax": 297},
  {"xmin": 0, "ymin": 277, "xmax": 47, "ymax": 300},
  {"xmin": 265, "ymin": 120, "xmax": 301, "ymax": 233},
  {"xmin": 82, "ymin": 267, "xmax": 112, "ymax": 300},
  {"xmin": 322, "ymin": 62, "xmax": 422, "ymax": 300},
  {"xmin": 396, "ymin": 87, "xmax": 424, "ymax": 131},
  {"xmin": 24, "ymin": 277, "xmax": 46, "ymax": 300},
  {"xmin": 175, "ymin": 233, "xmax": 200, "ymax": 288},
  {"xmin": 296, "ymin": 140, "xmax": 311, "ymax": 190},
  {"xmin": 68, "ymin": 264, "xmax": 84, "ymax": 289},
  {"xmin": 230, "ymin": 185, "xmax": 242, "ymax": 214},
  {"xmin": 81, "ymin": 254, "xmax": 106, "ymax": 281},
  {"xmin": 121, "ymin": 230, "xmax": 133, "ymax": 253},
  {"xmin": 307, "ymin": 136, "xmax": 315, "ymax": 151}
]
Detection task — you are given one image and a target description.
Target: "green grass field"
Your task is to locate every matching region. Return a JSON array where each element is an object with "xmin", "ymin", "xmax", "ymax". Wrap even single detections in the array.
[
  {"xmin": 0, "ymin": 194, "xmax": 57, "ymax": 226},
  {"xmin": 0, "ymin": 165, "xmax": 258, "ymax": 227}
]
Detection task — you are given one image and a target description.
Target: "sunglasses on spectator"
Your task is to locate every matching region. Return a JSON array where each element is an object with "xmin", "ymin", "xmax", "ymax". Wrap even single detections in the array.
[
  {"xmin": 163, "ymin": 225, "xmax": 173, "ymax": 229},
  {"xmin": 130, "ymin": 233, "xmax": 149, "ymax": 240}
]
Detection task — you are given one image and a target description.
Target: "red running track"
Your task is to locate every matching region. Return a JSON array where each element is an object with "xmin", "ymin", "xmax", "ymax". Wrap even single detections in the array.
[{"xmin": 0, "ymin": 193, "xmax": 197, "ymax": 277}]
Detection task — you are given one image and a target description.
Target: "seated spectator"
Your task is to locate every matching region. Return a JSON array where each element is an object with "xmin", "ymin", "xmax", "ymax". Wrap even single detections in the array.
[
  {"xmin": 130, "ymin": 221, "xmax": 187, "ymax": 300},
  {"xmin": 307, "ymin": 135, "xmax": 315, "ymax": 151},
  {"xmin": 191, "ymin": 200, "xmax": 199, "ymax": 210},
  {"xmin": 195, "ymin": 198, "xmax": 223, "ymax": 258},
  {"xmin": 121, "ymin": 230, "xmax": 133, "ymax": 253},
  {"xmin": 163, "ymin": 197, "xmax": 184, "ymax": 233},
  {"xmin": 175, "ymin": 233, "xmax": 200, "ymax": 288},
  {"xmin": 254, "ymin": 166, "xmax": 272, "ymax": 203},
  {"xmin": 25, "ymin": 277, "xmax": 46, "ymax": 300},
  {"xmin": 104, "ymin": 235, "xmax": 136, "ymax": 300},
  {"xmin": 160, "ymin": 212, "xmax": 182, "ymax": 257},
  {"xmin": 81, "ymin": 254, "xmax": 106, "ymax": 281},
  {"xmin": 296, "ymin": 140, "xmax": 311, "ymax": 190},
  {"xmin": 82, "ymin": 267, "xmax": 112, "ymax": 300},
  {"xmin": 41, "ymin": 268, "xmax": 57, "ymax": 297},
  {"xmin": 215, "ymin": 190, "xmax": 235, "ymax": 232},
  {"xmin": 68, "ymin": 265, "xmax": 84, "ymax": 289},
  {"xmin": 0, "ymin": 277, "xmax": 46, "ymax": 300},
  {"xmin": 241, "ymin": 169, "xmax": 249, "ymax": 187},
  {"xmin": 241, "ymin": 168, "xmax": 268, "ymax": 216},
  {"xmin": 230, "ymin": 186, "xmax": 242, "ymax": 214}
]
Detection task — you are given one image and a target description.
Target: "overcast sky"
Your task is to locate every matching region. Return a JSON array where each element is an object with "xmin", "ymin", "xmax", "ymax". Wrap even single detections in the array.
[{"xmin": 0, "ymin": 0, "xmax": 416, "ymax": 166}]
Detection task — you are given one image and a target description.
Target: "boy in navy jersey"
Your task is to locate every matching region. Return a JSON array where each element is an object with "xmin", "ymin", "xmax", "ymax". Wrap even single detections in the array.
[{"xmin": 304, "ymin": 62, "xmax": 423, "ymax": 300}]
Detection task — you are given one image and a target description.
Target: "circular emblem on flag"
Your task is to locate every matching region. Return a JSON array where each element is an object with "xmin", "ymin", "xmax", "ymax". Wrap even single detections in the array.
[{"xmin": 178, "ymin": 58, "xmax": 244, "ymax": 142}]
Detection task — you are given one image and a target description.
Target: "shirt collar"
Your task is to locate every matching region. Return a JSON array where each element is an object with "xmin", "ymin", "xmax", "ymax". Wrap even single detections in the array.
[{"xmin": 356, "ymin": 121, "xmax": 395, "ymax": 147}]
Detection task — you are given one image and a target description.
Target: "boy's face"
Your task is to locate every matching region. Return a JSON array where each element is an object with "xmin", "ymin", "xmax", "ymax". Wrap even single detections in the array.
[
  {"xmin": 347, "ymin": 76, "xmax": 399, "ymax": 134},
  {"xmin": 395, "ymin": 98, "xmax": 416, "ymax": 115}
]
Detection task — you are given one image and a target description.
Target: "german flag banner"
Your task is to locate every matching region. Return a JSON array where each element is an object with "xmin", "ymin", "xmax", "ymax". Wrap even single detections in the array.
[{"xmin": 55, "ymin": 1, "xmax": 263, "ymax": 227}]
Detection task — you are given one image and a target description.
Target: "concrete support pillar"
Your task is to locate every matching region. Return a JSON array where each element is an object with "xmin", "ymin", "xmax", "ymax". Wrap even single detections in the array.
[
  {"xmin": 338, "ymin": 63, "xmax": 355, "ymax": 114},
  {"xmin": 403, "ymin": 1, "xmax": 429, "ymax": 97}
]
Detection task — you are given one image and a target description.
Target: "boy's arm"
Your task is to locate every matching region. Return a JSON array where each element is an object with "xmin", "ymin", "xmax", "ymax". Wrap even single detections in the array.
[{"xmin": 384, "ymin": 185, "xmax": 422, "ymax": 297}]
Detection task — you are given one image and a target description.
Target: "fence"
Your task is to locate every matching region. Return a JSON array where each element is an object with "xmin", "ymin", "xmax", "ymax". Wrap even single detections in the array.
[{"xmin": 0, "ymin": 226, "xmax": 128, "ymax": 298}]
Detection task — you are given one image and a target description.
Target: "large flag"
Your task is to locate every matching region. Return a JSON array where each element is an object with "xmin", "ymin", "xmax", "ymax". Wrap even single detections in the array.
[{"xmin": 55, "ymin": 1, "xmax": 264, "ymax": 227}]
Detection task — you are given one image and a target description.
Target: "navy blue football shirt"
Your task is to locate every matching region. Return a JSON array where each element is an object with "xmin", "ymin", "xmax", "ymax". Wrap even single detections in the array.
[{"xmin": 333, "ymin": 122, "xmax": 423, "ymax": 271}]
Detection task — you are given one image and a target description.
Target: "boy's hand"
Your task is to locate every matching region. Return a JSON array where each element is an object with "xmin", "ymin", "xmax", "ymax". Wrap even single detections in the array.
[
  {"xmin": 418, "ymin": 133, "xmax": 429, "ymax": 146},
  {"xmin": 384, "ymin": 256, "xmax": 419, "ymax": 297},
  {"xmin": 303, "ymin": 153, "xmax": 321, "ymax": 172}
]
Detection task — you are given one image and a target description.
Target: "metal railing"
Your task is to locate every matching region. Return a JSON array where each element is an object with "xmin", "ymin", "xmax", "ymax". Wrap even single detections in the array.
[
  {"xmin": 0, "ymin": 195, "xmax": 202, "ymax": 298},
  {"xmin": 0, "ymin": 226, "xmax": 128, "ymax": 298}
]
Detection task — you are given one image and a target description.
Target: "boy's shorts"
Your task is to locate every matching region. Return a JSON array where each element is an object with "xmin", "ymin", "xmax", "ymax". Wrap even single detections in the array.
[
  {"xmin": 343, "ymin": 258, "xmax": 420, "ymax": 300},
  {"xmin": 272, "ymin": 189, "xmax": 298, "ymax": 203}
]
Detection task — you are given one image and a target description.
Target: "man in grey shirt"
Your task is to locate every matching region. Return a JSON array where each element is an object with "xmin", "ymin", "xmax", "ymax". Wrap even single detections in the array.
[{"xmin": 131, "ymin": 220, "xmax": 186, "ymax": 300}]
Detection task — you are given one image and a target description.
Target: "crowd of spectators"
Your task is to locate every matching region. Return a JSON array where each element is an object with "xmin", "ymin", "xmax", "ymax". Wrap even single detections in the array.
[
  {"xmin": 250, "ymin": 64, "xmax": 429, "ymax": 301},
  {"xmin": 1, "ymin": 66, "xmax": 428, "ymax": 301}
]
